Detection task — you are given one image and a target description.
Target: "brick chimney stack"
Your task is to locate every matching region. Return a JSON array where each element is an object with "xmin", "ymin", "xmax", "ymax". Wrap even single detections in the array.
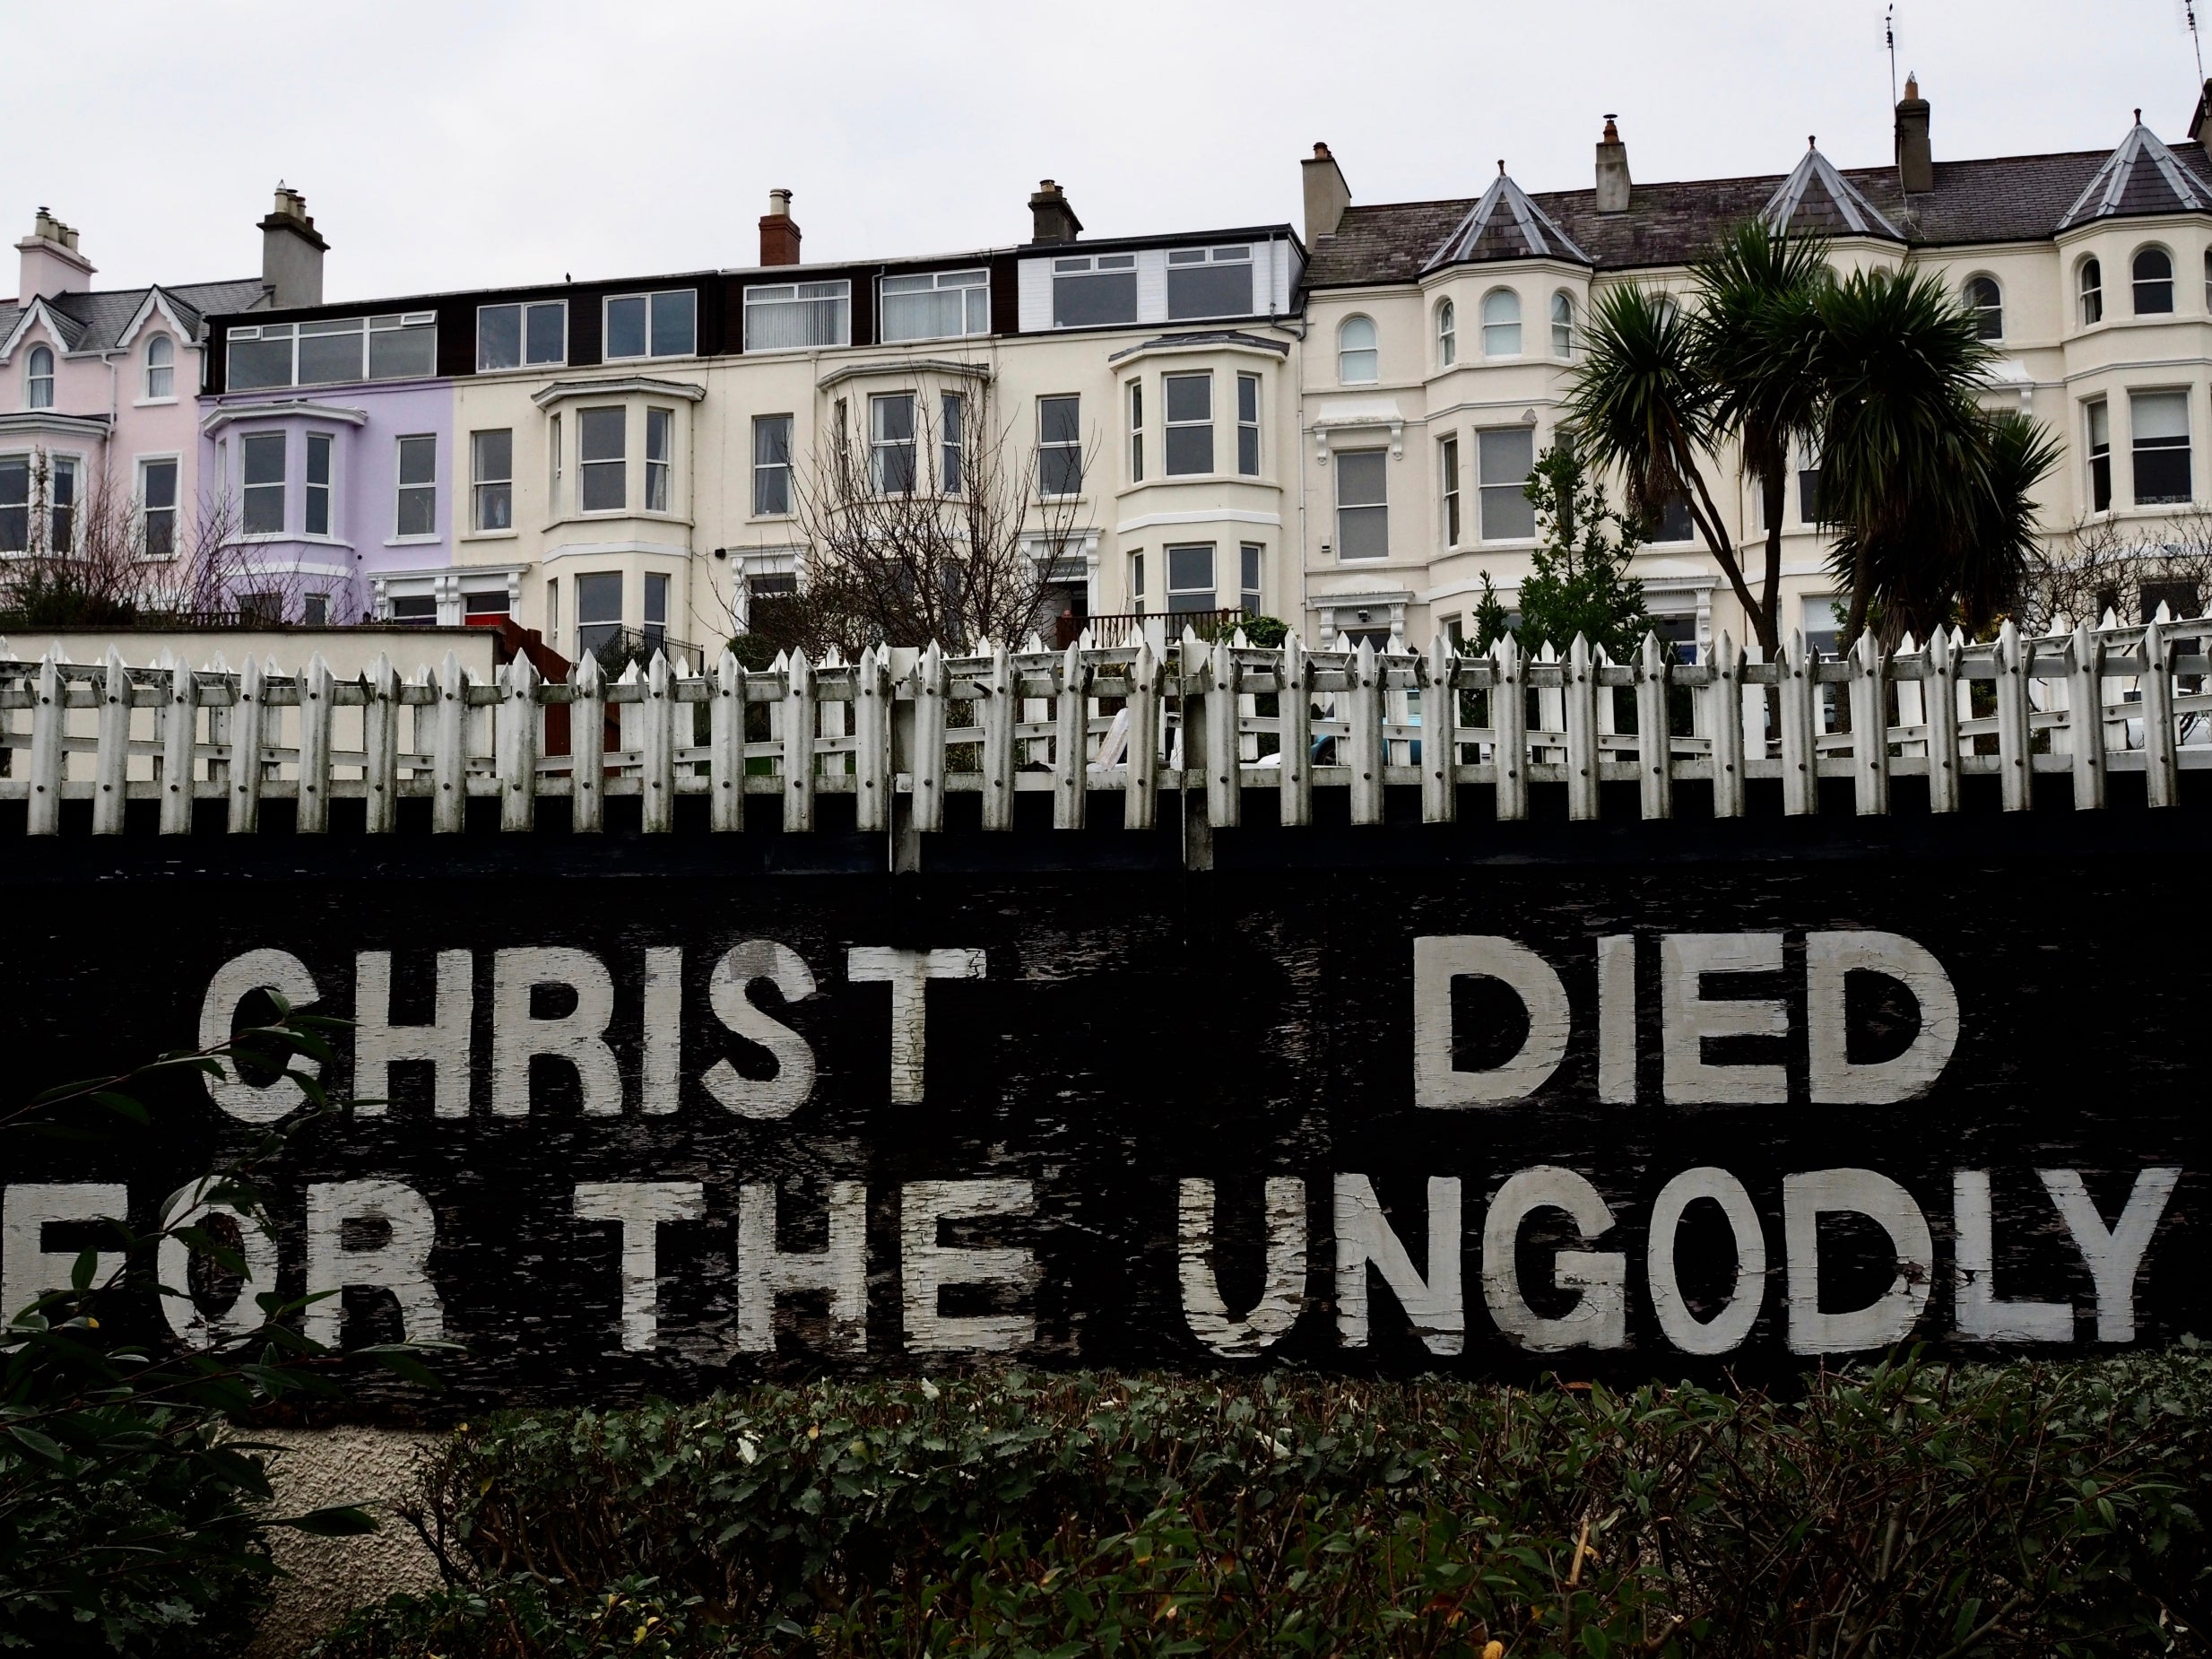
[
  {"xmin": 260, "ymin": 185, "xmax": 327, "ymax": 308},
  {"xmin": 1302, "ymin": 142, "xmax": 1352, "ymax": 240},
  {"xmin": 1028, "ymin": 179, "xmax": 1081, "ymax": 245},
  {"xmin": 1895, "ymin": 73, "xmax": 1933, "ymax": 195},
  {"xmin": 759, "ymin": 188, "xmax": 802, "ymax": 266},
  {"xmin": 15, "ymin": 206, "xmax": 95, "ymax": 302},
  {"xmin": 1594, "ymin": 116, "xmax": 1631, "ymax": 213}
]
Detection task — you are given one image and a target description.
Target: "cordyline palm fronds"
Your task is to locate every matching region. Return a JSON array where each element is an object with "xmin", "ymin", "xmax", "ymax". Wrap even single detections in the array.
[
  {"xmin": 1813, "ymin": 265, "xmax": 2003, "ymax": 647},
  {"xmin": 1564, "ymin": 284, "xmax": 1774, "ymax": 647},
  {"xmin": 1689, "ymin": 221, "xmax": 1830, "ymax": 644},
  {"xmin": 1831, "ymin": 407, "xmax": 2061, "ymax": 647}
]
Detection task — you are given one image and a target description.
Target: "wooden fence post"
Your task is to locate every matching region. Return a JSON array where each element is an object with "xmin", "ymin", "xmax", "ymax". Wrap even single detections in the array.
[
  {"xmin": 1708, "ymin": 632, "xmax": 1744, "ymax": 819},
  {"xmin": 298, "ymin": 653, "xmax": 335, "ymax": 833},
  {"xmin": 2068, "ymin": 621, "xmax": 2106, "ymax": 811},
  {"xmin": 854, "ymin": 645, "xmax": 889, "ymax": 835},
  {"xmin": 160, "ymin": 656, "xmax": 197, "ymax": 836},
  {"xmin": 711, "ymin": 648, "xmax": 746, "ymax": 832},
  {"xmin": 911, "ymin": 642, "xmax": 945, "ymax": 834},
  {"xmin": 1207, "ymin": 633, "xmax": 1240, "ymax": 830},
  {"xmin": 783, "ymin": 649, "xmax": 815, "ymax": 832},
  {"xmin": 1635, "ymin": 631, "xmax": 1671, "ymax": 821},
  {"xmin": 229, "ymin": 655, "xmax": 266, "ymax": 834},
  {"xmin": 93, "ymin": 647, "xmax": 130, "ymax": 835},
  {"xmin": 1424, "ymin": 633, "xmax": 1460, "ymax": 824},
  {"xmin": 1492, "ymin": 632, "xmax": 1527, "ymax": 821},
  {"xmin": 1279, "ymin": 631, "xmax": 1312, "ymax": 827},
  {"xmin": 363, "ymin": 654, "xmax": 400, "ymax": 834},
  {"xmin": 642, "ymin": 652, "xmax": 675, "ymax": 833},
  {"xmin": 432, "ymin": 651, "xmax": 466, "ymax": 834},
  {"xmin": 1565, "ymin": 634, "xmax": 1600, "ymax": 821},
  {"xmin": 1348, "ymin": 638, "xmax": 1383, "ymax": 826},
  {"xmin": 1924, "ymin": 629, "xmax": 1961, "ymax": 812},
  {"xmin": 1055, "ymin": 641, "xmax": 1090, "ymax": 830},
  {"xmin": 1849, "ymin": 630, "xmax": 1888, "ymax": 817},
  {"xmin": 1778, "ymin": 632, "xmax": 1818, "ymax": 817},
  {"xmin": 1126, "ymin": 638, "xmax": 1160, "ymax": 831},
  {"xmin": 2141, "ymin": 615, "xmax": 2179, "ymax": 809},
  {"xmin": 571, "ymin": 650, "xmax": 605, "ymax": 833},
  {"xmin": 499, "ymin": 653, "xmax": 539, "ymax": 833},
  {"xmin": 1994, "ymin": 619, "xmax": 2033, "ymax": 812}
]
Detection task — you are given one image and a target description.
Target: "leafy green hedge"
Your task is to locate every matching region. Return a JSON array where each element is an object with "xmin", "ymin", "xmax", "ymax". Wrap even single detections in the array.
[{"xmin": 316, "ymin": 1351, "xmax": 2212, "ymax": 1657}]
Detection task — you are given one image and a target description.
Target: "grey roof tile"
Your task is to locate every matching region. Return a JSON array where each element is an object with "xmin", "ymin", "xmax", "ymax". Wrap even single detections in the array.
[{"xmin": 13, "ymin": 277, "xmax": 265, "ymax": 352}]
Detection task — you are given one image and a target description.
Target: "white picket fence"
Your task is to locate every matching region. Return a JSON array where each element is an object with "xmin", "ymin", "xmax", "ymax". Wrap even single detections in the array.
[{"xmin": 3, "ymin": 613, "xmax": 2209, "ymax": 838}]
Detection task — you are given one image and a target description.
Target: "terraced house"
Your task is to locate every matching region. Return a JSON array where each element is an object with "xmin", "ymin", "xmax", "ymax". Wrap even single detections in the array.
[
  {"xmin": 195, "ymin": 184, "xmax": 1306, "ymax": 657},
  {"xmin": 1296, "ymin": 80, "xmax": 2212, "ymax": 654}
]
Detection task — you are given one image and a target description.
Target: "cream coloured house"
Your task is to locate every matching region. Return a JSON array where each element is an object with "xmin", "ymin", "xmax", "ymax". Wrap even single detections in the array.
[{"xmin": 1295, "ymin": 80, "xmax": 2212, "ymax": 655}]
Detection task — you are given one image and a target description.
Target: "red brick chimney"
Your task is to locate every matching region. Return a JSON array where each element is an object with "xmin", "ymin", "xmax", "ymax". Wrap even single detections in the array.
[{"xmin": 759, "ymin": 189, "xmax": 801, "ymax": 266}]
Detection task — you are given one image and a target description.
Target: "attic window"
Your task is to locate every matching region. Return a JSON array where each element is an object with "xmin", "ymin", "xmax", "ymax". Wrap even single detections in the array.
[
  {"xmin": 1166, "ymin": 245, "xmax": 1254, "ymax": 321},
  {"xmin": 1051, "ymin": 254, "xmax": 1137, "ymax": 328},
  {"xmin": 25, "ymin": 345, "xmax": 53, "ymax": 409},
  {"xmin": 144, "ymin": 334, "xmax": 175, "ymax": 399},
  {"xmin": 226, "ymin": 313, "xmax": 436, "ymax": 389}
]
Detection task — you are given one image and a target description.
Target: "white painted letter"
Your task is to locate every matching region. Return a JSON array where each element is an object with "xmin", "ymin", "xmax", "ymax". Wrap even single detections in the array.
[
  {"xmin": 641, "ymin": 947, "xmax": 683, "ymax": 1116},
  {"xmin": 1661, "ymin": 934, "xmax": 1787, "ymax": 1104},
  {"xmin": 4, "ymin": 1183, "xmax": 126, "ymax": 1322},
  {"xmin": 1334, "ymin": 1173, "xmax": 1463, "ymax": 1354},
  {"xmin": 1647, "ymin": 1166, "xmax": 1766, "ymax": 1354},
  {"xmin": 847, "ymin": 948, "xmax": 985, "ymax": 1104},
  {"xmin": 1412, "ymin": 936, "xmax": 1570, "ymax": 1107},
  {"xmin": 1179, "ymin": 1177, "xmax": 1306, "ymax": 1359},
  {"xmin": 158, "ymin": 1179, "xmax": 280, "ymax": 1349},
  {"xmin": 2042, "ymin": 1167, "xmax": 2180, "ymax": 1342},
  {"xmin": 490, "ymin": 946, "xmax": 621, "ymax": 1116},
  {"xmin": 199, "ymin": 948, "xmax": 320, "ymax": 1122},
  {"xmin": 304, "ymin": 1180, "xmax": 444, "ymax": 1347},
  {"xmin": 1807, "ymin": 932, "xmax": 1959, "ymax": 1104},
  {"xmin": 1784, "ymin": 1168, "xmax": 1933, "ymax": 1353},
  {"xmin": 574, "ymin": 1180, "xmax": 706, "ymax": 1352},
  {"xmin": 353, "ymin": 950, "xmax": 473, "ymax": 1118},
  {"xmin": 900, "ymin": 1179, "xmax": 1036, "ymax": 1352},
  {"xmin": 1953, "ymin": 1170, "xmax": 2071, "ymax": 1342},
  {"xmin": 1596, "ymin": 934, "xmax": 1635, "ymax": 1104},
  {"xmin": 1482, "ymin": 1166, "xmax": 1626, "ymax": 1352},
  {"xmin": 704, "ymin": 942, "xmax": 818, "ymax": 1118},
  {"xmin": 736, "ymin": 1180, "xmax": 867, "ymax": 1354}
]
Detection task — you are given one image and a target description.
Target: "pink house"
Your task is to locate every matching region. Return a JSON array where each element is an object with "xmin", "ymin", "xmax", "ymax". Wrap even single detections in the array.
[{"xmin": 0, "ymin": 192, "xmax": 325, "ymax": 586}]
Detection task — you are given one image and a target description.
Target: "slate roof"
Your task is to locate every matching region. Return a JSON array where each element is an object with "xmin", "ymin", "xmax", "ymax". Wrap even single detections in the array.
[
  {"xmin": 2056, "ymin": 122, "xmax": 2211, "ymax": 228},
  {"xmin": 1760, "ymin": 145, "xmax": 1903, "ymax": 239},
  {"xmin": 1425, "ymin": 169, "xmax": 1592, "ymax": 270},
  {"xmin": 1306, "ymin": 133, "xmax": 2212, "ymax": 289},
  {"xmin": 0, "ymin": 277, "xmax": 266, "ymax": 354}
]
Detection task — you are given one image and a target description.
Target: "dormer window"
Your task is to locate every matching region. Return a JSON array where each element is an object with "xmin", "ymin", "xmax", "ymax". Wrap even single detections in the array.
[
  {"xmin": 227, "ymin": 313, "xmax": 436, "ymax": 389},
  {"xmin": 880, "ymin": 269, "xmax": 989, "ymax": 342},
  {"xmin": 1051, "ymin": 254, "xmax": 1137, "ymax": 328},
  {"xmin": 2078, "ymin": 258, "xmax": 2104, "ymax": 326},
  {"xmin": 606, "ymin": 290, "xmax": 697, "ymax": 360},
  {"xmin": 479, "ymin": 300, "xmax": 567, "ymax": 370},
  {"xmin": 143, "ymin": 334, "xmax": 174, "ymax": 399},
  {"xmin": 1166, "ymin": 244, "xmax": 1253, "ymax": 320},
  {"xmin": 743, "ymin": 281, "xmax": 849, "ymax": 352},
  {"xmin": 26, "ymin": 345, "xmax": 53, "ymax": 409}
]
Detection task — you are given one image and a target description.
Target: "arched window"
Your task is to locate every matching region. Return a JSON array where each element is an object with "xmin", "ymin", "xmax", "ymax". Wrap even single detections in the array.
[
  {"xmin": 143, "ymin": 334, "xmax": 174, "ymax": 400},
  {"xmin": 2079, "ymin": 257, "xmax": 2104, "ymax": 326},
  {"xmin": 26, "ymin": 345, "xmax": 54, "ymax": 409},
  {"xmin": 1436, "ymin": 299, "xmax": 1455, "ymax": 367},
  {"xmin": 2133, "ymin": 247, "xmax": 2174, "ymax": 315},
  {"xmin": 1338, "ymin": 315, "xmax": 1377, "ymax": 384},
  {"xmin": 1965, "ymin": 274, "xmax": 2002, "ymax": 340},
  {"xmin": 1550, "ymin": 291, "xmax": 1574, "ymax": 357},
  {"xmin": 1481, "ymin": 288, "xmax": 1521, "ymax": 357}
]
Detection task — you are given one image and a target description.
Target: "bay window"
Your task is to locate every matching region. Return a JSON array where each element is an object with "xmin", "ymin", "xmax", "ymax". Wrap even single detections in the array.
[
  {"xmin": 1241, "ymin": 543, "xmax": 1262, "ymax": 616},
  {"xmin": 579, "ymin": 407, "xmax": 625, "ymax": 511},
  {"xmin": 941, "ymin": 393, "xmax": 966, "ymax": 493},
  {"xmin": 576, "ymin": 572, "xmax": 621, "ymax": 658},
  {"xmin": 48, "ymin": 456, "xmax": 78, "ymax": 550},
  {"xmin": 241, "ymin": 433, "xmax": 286, "ymax": 535},
  {"xmin": 1477, "ymin": 427, "xmax": 1535, "ymax": 540},
  {"xmin": 2133, "ymin": 248, "xmax": 2175, "ymax": 316},
  {"xmin": 1167, "ymin": 543, "xmax": 1216, "ymax": 612},
  {"xmin": 645, "ymin": 408, "xmax": 672, "ymax": 512},
  {"xmin": 645, "ymin": 572, "xmax": 670, "ymax": 653},
  {"xmin": 1164, "ymin": 372, "xmax": 1213, "ymax": 475},
  {"xmin": 1236, "ymin": 373, "xmax": 1261, "ymax": 476},
  {"xmin": 2131, "ymin": 389, "xmax": 2192, "ymax": 504},
  {"xmin": 1440, "ymin": 436, "xmax": 1462, "ymax": 546},
  {"xmin": 0, "ymin": 456, "xmax": 25, "ymax": 552},
  {"xmin": 2087, "ymin": 399, "xmax": 2112, "ymax": 511},
  {"xmin": 306, "ymin": 433, "xmax": 333, "ymax": 536},
  {"xmin": 1126, "ymin": 381, "xmax": 1144, "ymax": 482},
  {"xmin": 871, "ymin": 394, "xmax": 917, "ymax": 494}
]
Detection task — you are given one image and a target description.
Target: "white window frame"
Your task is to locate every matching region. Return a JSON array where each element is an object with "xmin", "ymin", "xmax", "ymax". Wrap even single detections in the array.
[
  {"xmin": 871, "ymin": 392, "xmax": 918, "ymax": 496},
  {"xmin": 472, "ymin": 428, "xmax": 514, "ymax": 534},
  {"xmin": 1236, "ymin": 372, "xmax": 1261, "ymax": 478},
  {"xmin": 1964, "ymin": 274, "xmax": 2003, "ymax": 341},
  {"xmin": 1164, "ymin": 243, "xmax": 1254, "ymax": 322},
  {"xmin": 2086, "ymin": 397, "xmax": 2112, "ymax": 514},
  {"xmin": 0, "ymin": 449, "xmax": 28, "ymax": 554},
  {"xmin": 239, "ymin": 430, "xmax": 287, "ymax": 540},
  {"xmin": 47, "ymin": 452, "xmax": 82, "ymax": 552},
  {"xmin": 476, "ymin": 299, "xmax": 568, "ymax": 371},
  {"xmin": 393, "ymin": 433, "xmax": 438, "ymax": 541},
  {"xmin": 645, "ymin": 407, "xmax": 673, "ymax": 513},
  {"xmin": 25, "ymin": 345, "xmax": 54, "ymax": 409},
  {"xmin": 1476, "ymin": 426, "xmax": 1537, "ymax": 542},
  {"xmin": 752, "ymin": 413, "xmax": 794, "ymax": 517},
  {"xmin": 578, "ymin": 406, "xmax": 627, "ymax": 514},
  {"xmin": 1037, "ymin": 394, "xmax": 1082, "ymax": 498},
  {"xmin": 2078, "ymin": 257, "xmax": 2104, "ymax": 326},
  {"xmin": 1333, "ymin": 448, "xmax": 1389, "ymax": 560},
  {"xmin": 1550, "ymin": 291, "xmax": 1574, "ymax": 358},
  {"xmin": 1436, "ymin": 299, "xmax": 1456, "ymax": 367},
  {"xmin": 604, "ymin": 290, "xmax": 698, "ymax": 361},
  {"xmin": 136, "ymin": 452, "xmax": 181, "ymax": 560},
  {"xmin": 1165, "ymin": 541, "xmax": 1218, "ymax": 612},
  {"xmin": 878, "ymin": 268, "xmax": 989, "ymax": 343},
  {"xmin": 2131, "ymin": 246, "xmax": 2176, "ymax": 317},
  {"xmin": 940, "ymin": 391, "xmax": 966, "ymax": 495},
  {"xmin": 305, "ymin": 430, "xmax": 335, "ymax": 539},
  {"xmin": 143, "ymin": 334, "xmax": 175, "ymax": 401},
  {"xmin": 1049, "ymin": 253, "xmax": 1137, "ymax": 330},
  {"xmin": 2130, "ymin": 387, "xmax": 2193, "ymax": 507},
  {"xmin": 1239, "ymin": 542, "xmax": 1263, "ymax": 617},
  {"xmin": 1481, "ymin": 288, "xmax": 1522, "ymax": 358},
  {"xmin": 1440, "ymin": 435, "xmax": 1462, "ymax": 547},
  {"xmin": 1162, "ymin": 370, "xmax": 1213, "ymax": 477},
  {"xmin": 742, "ymin": 281, "xmax": 850, "ymax": 352},
  {"xmin": 1126, "ymin": 379, "xmax": 1144, "ymax": 482},
  {"xmin": 224, "ymin": 312, "xmax": 437, "ymax": 389},
  {"xmin": 1338, "ymin": 315, "xmax": 1378, "ymax": 385}
]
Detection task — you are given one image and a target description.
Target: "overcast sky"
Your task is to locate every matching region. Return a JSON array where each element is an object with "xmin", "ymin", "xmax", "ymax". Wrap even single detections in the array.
[{"xmin": 15, "ymin": 0, "xmax": 2207, "ymax": 303}]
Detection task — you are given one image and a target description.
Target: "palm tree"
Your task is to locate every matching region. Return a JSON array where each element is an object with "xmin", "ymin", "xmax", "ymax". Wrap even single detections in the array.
[
  {"xmin": 1688, "ymin": 221, "xmax": 1829, "ymax": 647},
  {"xmin": 1812, "ymin": 265, "xmax": 2008, "ymax": 647},
  {"xmin": 1565, "ymin": 284, "xmax": 1774, "ymax": 650}
]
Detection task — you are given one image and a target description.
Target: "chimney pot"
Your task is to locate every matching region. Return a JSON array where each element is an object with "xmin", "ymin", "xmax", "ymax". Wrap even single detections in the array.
[
  {"xmin": 1594, "ymin": 115, "xmax": 1631, "ymax": 213},
  {"xmin": 1028, "ymin": 179, "xmax": 1081, "ymax": 245},
  {"xmin": 17, "ymin": 205, "xmax": 95, "ymax": 300},
  {"xmin": 1895, "ymin": 74, "xmax": 1933, "ymax": 194},
  {"xmin": 759, "ymin": 188, "xmax": 802, "ymax": 266},
  {"xmin": 1301, "ymin": 140, "xmax": 1352, "ymax": 240}
]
